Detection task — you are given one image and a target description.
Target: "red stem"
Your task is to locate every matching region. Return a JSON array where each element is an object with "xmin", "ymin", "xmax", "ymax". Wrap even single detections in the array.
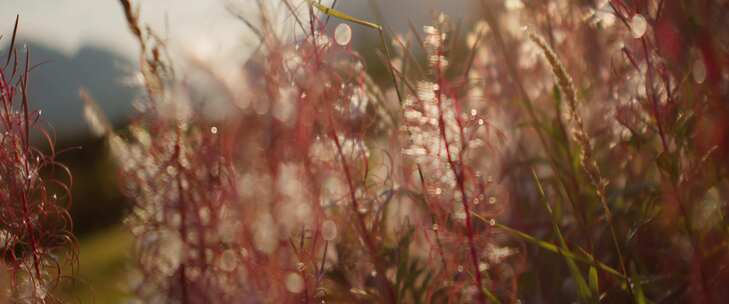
[
  {"xmin": 174, "ymin": 133, "xmax": 191, "ymax": 304},
  {"xmin": 434, "ymin": 53, "xmax": 486, "ymax": 303},
  {"xmin": 330, "ymin": 128, "xmax": 396, "ymax": 304}
]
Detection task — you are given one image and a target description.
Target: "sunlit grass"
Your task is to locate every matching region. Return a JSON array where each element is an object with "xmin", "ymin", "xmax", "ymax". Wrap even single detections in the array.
[{"xmin": 59, "ymin": 226, "xmax": 132, "ymax": 303}]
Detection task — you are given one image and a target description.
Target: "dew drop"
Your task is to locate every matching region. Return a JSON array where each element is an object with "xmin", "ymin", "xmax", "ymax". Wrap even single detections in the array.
[
  {"xmin": 286, "ymin": 273, "xmax": 305, "ymax": 293},
  {"xmin": 210, "ymin": 126, "xmax": 218, "ymax": 134},
  {"xmin": 186, "ymin": 267, "xmax": 201, "ymax": 280},
  {"xmin": 156, "ymin": 230, "xmax": 183, "ymax": 276},
  {"xmin": 218, "ymin": 249, "xmax": 237, "ymax": 272},
  {"xmin": 489, "ymin": 219, "xmax": 496, "ymax": 226},
  {"xmin": 457, "ymin": 265, "xmax": 464, "ymax": 272},
  {"xmin": 198, "ymin": 207, "xmax": 211, "ymax": 225},
  {"xmin": 488, "ymin": 196, "xmax": 497, "ymax": 204},
  {"xmin": 630, "ymin": 14, "xmax": 647, "ymax": 39},
  {"xmin": 693, "ymin": 57, "xmax": 706, "ymax": 84},
  {"xmin": 350, "ymin": 288, "xmax": 368, "ymax": 296},
  {"xmin": 432, "ymin": 223, "xmax": 439, "ymax": 232},
  {"xmin": 478, "ymin": 119, "xmax": 484, "ymax": 125},
  {"xmin": 505, "ymin": 0, "xmax": 524, "ymax": 10},
  {"xmin": 470, "ymin": 109, "xmax": 477, "ymax": 116},
  {"xmin": 334, "ymin": 23, "xmax": 352, "ymax": 46},
  {"xmin": 315, "ymin": 287, "xmax": 328, "ymax": 298},
  {"xmin": 478, "ymin": 262, "xmax": 489, "ymax": 272},
  {"xmin": 322, "ymin": 220, "xmax": 338, "ymax": 241},
  {"xmin": 637, "ymin": 83, "xmax": 648, "ymax": 97}
]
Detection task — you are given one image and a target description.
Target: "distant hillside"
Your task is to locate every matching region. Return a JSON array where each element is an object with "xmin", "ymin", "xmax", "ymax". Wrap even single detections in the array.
[
  {"xmin": 1, "ymin": 41, "xmax": 138, "ymax": 142},
  {"xmin": 338, "ymin": 0, "xmax": 476, "ymax": 32}
]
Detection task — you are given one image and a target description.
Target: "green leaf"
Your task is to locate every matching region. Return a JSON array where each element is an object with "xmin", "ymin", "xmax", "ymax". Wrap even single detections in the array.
[
  {"xmin": 552, "ymin": 83, "xmax": 562, "ymax": 104},
  {"xmin": 530, "ymin": 169, "xmax": 598, "ymax": 303},
  {"xmin": 588, "ymin": 266, "xmax": 599, "ymax": 294},
  {"xmin": 482, "ymin": 286, "xmax": 503, "ymax": 304},
  {"xmin": 656, "ymin": 151, "xmax": 677, "ymax": 181},
  {"xmin": 472, "ymin": 216, "xmax": 624, "ymax": 279},
  {"xmin": 306, "ymin": 0, "xmax": 382, "ymax": 30},
  {"xmin": 306, "ymin": 0, "xmax": 404, "ymax": 104},
  {"xmin": 631, "ymin": 263, "xmax": 648, "ymax": 304}
]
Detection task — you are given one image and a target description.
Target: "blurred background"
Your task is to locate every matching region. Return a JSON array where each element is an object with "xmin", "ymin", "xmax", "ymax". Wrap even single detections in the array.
[{"xmin": 1, "ymin": 0, "xmax": 480, "ymax": 301}]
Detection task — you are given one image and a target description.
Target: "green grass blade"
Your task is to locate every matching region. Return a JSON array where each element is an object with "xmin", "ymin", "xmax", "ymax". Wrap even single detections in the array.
[
  {"xmin": 482, "ymin": 286, "xmax": 502, "ymax": 304},
  {"xmin": 482, "ymin": 219, "xmax": 624, "ymax": 279},
  {"xmin": 305, "ymin": 0, "xmax": 403, "ymax": 105},
  {"xmin": 588, "ymin": 266, "xmax": 599, "ymax": 295},
  {"xmin": 306, "ymin": 0, "xmax": 381, "ymax": 30},
  {"xmin": 531, "ymin": 169, "xmax": 594, "ymax": 303},
  {"xmin": 631, "ymin": 263, "xmax": 648, "ymax": 304}
]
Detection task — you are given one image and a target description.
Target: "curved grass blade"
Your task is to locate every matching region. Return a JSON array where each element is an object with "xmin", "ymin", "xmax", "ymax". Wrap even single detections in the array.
[
  {"xmin": 530, "ymin": 169, "xmax": 594, "ymax": 303},
  {"xmin": 305, "ymin": 0, "xmax": 404, "ymax": 104},
  {"xmin": 306, "ymin": 0, "xmax": 381, "ymax": 30},
  {"xmin": 472, "ymin": 215, "xmax": 625, "ymax": 280}
]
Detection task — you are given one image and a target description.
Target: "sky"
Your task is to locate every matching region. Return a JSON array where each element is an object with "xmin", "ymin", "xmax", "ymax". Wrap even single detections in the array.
[
  {"xmin": 1, "ymin": 0, "xmax": 258, "ymax": 61},
  {"xmin": 2, "ymin": 0, "xmax": 475, "ymax": 61},
  {"xmin": 1, "ymin": 0, "xmax": 267, "ymax": 139},
  {"xmin": 1, "ymin": 0, "xmax": 475, "ymax": 140}
]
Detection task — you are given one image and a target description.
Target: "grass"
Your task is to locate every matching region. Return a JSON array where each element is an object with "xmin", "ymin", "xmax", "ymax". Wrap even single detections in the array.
[
  {"xmin": 5, "ymin": 0, "xmax": 729, "ymax": 302},
  {"xmin": 59, "ymin": 226, "xmax": 132, "ymax": 303}
]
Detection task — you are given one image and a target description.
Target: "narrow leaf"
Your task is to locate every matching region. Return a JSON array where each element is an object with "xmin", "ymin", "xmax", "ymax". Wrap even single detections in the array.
[
  {"xmin": 531, "ymin": 169, "xmax": 593, "ymax": 302},
  {"xmin": 588, "ymin": 266, "xmax": 599, "ymax": 294},
  {"xmin": 306, "ymin": 0, "xmax": 381, "ymax": 30}
]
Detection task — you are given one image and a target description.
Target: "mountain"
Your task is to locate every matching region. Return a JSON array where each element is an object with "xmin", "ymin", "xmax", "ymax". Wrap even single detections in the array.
[{"xmin": 2, "ymin": 41, "xmax": 138, "ymax": 142}]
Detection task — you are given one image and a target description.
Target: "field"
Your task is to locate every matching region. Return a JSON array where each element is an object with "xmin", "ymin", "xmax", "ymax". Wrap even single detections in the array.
[{"xmin": 2, "ymin": 0, "xmax": 729, "ymax": 303}]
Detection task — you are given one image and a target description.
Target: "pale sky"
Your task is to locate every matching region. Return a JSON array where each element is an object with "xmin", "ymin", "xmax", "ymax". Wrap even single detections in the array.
[
  {"xmin": 1, "ymin": 0, "xmax": 474, "ymax": 140},
  {"xmin": 1, "ymin": 0, "xmax": 263, "ymax": 62},
  {"xmin": 1, "ymin": 0, "xmax": 474, "ymax": 60}
]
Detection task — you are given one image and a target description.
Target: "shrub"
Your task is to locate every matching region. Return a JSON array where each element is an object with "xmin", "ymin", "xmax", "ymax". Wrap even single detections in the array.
[
  {"xmin": 83, "ymin": 0, "xmax": 729, "ymax": 303},
  {"xmin": 1, "ymin": 17, "xmax": 77, "ymax": 303}
]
